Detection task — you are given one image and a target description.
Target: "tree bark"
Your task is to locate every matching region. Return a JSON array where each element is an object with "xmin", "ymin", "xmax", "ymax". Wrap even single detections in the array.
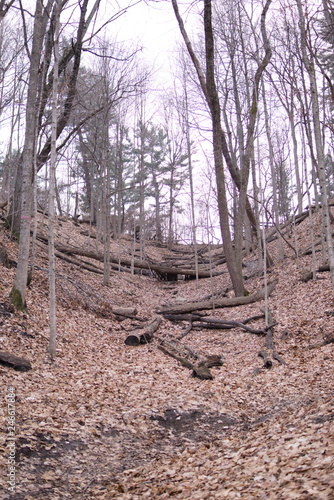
[
  {"xmin": 171, "ymin": 0, "xmax": 273, "ymax": 294},
  {"xmin": 204, "ymin": 0, "xmax": 245, "ymax": 296}
]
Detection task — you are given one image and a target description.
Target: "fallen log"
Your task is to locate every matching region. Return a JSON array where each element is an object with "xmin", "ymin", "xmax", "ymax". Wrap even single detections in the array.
[
  {"xmin": 112, "ymin": 306, "xmax": 138, "ymax": 320},
  {"xmin": 157, "ymin": 281, "xmax": 277, "ymax": 315},
  {"xmin": 0, "ymin": 351, "xmax": 32, "ymax": 371},
  {"xmin": 54, "ymin": 250, "xmax": 105, "ymax": 275},
  {"xmin": 36, "ymin": 241, "xmax": 106, "ymax": 275},
  {"xmin": 300, "ymin": 265, "xmax": 332, "ymax": 283},
  {"xmin": 301, "ymin": 231, "xmax": 334, "ymax": 256},
  {"xmin": 125, "ymin": 317, "xmax": 162, "ymax": 346}
]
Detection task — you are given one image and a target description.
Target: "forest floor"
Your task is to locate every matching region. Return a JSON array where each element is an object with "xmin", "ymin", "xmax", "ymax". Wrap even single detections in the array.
[{"xmin": 0, "ymin": 212, "xmax": 334, "ymax": 499}]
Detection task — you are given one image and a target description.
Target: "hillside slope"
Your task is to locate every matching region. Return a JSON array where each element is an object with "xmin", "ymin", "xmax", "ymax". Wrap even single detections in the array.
[{"xmin": 0, "ymin": 212, "xmax": 333, "ymax": 499}]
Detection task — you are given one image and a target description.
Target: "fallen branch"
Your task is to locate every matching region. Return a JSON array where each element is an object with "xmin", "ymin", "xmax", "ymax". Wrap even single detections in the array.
[
  {"xmin": 303, "ymin": 337, "xmax": 334, "ymax": 350},
  {"xmin": 177, "ymin": 319, "xmax": 194, "ymax": 339},
  {"xmin": 157, "ymin": 339, "xmax": 221, "ymax": 380},
  {"xmin": 258, "ymin": 349, "xmax": 272, "ymax": 369},
  {"xmin": 0, "ymin": 351, "xmax": 32, "ymax": 371}
]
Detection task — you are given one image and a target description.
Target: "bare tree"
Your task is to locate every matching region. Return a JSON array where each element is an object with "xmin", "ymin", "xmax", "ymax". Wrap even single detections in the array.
[
  {"xmin": 9, "ymin": 0, "xmax": 102, "ymax": 235},
  {"xmin": 171, "ymin": 0, "xmax": 272, "ymax": 296},
  {"xmin": 0, "ymin": 0, "xmax": 16, "ymax": 22},
  {"xmin": 48, "ymin": 0, "xmax": 61, "ymax": 357},
  {"xmin": 296, "ymin": 0, "xmax": 334, "ymax": 287},
  {"xmin": 10, "ymin": 0, "xmax": 54, "ymax": 310}
]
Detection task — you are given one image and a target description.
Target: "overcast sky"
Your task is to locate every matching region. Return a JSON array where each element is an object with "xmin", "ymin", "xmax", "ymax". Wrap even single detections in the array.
[{"xmin": 111, "ymin": 1, "xmax": 194, "ymax": 89}]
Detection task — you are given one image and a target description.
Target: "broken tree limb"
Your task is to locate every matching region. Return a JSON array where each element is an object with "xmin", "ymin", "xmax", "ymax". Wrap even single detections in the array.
[
  {"xmin": 157, "ymin": 339, "xmax": 217, "ymax": 380},
  {"xmin": 125, "ymin": 317, "xmax": 162, "ymax": 346},
  {"xmin": 258, "ymin": 349, "xmax": 272, "ymax": 369},
  {"xmin": 272, "ymin": 351, "xmax": 287, "ymax": 365},
  {"xmin": 303, "ymin": 337, "xmax": 334, "ymax": 350},
  {"xmin": 177, "ymin": 319, "xmax": 194, "ymax": 340},
  {"xmin": 197, "ymin": 317, "xmax": 267, "ymax": 334},
  {"xmin": 0, "ymin": 351, "xmax": 32, "ymax": 371},
  {"xmin": 156, "ymin": 281, "xmax": 277, "ymax": 315}
]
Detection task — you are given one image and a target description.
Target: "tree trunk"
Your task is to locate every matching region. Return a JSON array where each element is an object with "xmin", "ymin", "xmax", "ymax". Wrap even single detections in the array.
[
  {"xmin": 48, "ymin": 0, "xmax": 60, "ymax": 358},
  {"xmin": 184, "ymin": 85, "xmax": 199, "ymax": 280},
  {"xmin": 171, "ymin": 0, "xmax": 272, "ymax": 295},
  {"xmin": 296, "ymin": 0, "xmax": 334, "ymax": 289},
  {"xmin": 10, "ymin": 0, "xmax": 53, "ymax": 310},
  {"xmin": 203, "ymin": 0, "xmax": 245, "ymax": 296}
]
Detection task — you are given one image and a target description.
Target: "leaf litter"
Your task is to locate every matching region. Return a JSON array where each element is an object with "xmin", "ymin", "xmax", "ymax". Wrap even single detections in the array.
[{"xmin": 0, "ymin": 213, "xmax": 333, "ymax": 499}]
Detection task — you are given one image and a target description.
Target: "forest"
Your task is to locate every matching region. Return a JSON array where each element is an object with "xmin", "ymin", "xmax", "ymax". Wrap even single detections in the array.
[
  {"xmin": 1, "ymin": 0, "xmax": 334, "ymax": 299},
  {"xmin": 0, "ymin": 0, "xmax": 334, "ymax": 498}
]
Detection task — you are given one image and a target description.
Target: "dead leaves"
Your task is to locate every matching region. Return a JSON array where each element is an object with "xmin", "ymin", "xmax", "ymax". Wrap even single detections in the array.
[{"xmin": 0, "ymin": 216, "xmax": 334, "ymax": 498}]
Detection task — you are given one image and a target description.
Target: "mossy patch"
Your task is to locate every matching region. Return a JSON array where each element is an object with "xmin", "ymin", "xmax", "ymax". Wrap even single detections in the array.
[{"xmin": 9, "ymin": 286, "xmax": 27, "ymax": 312}]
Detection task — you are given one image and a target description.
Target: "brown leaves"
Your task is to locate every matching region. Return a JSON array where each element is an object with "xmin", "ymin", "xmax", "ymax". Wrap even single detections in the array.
[{"xmin": 0, "ymin": 216, "xmax": 334, "ymax": 498}]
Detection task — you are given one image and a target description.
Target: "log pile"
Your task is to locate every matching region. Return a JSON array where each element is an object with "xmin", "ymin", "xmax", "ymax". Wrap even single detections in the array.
[
  {"xmin": 162, "ymin": 313, "xmax": 269, "ymax": 338},
  {"xmin": 35, "ymin": 233, "xmax": 224, "ymax": 281}
]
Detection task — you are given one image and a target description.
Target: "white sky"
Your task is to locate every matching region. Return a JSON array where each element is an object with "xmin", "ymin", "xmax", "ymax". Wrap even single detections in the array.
[{"xmin": 111, "ymin": 0, "xmax": 193, "ymax": 89}]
